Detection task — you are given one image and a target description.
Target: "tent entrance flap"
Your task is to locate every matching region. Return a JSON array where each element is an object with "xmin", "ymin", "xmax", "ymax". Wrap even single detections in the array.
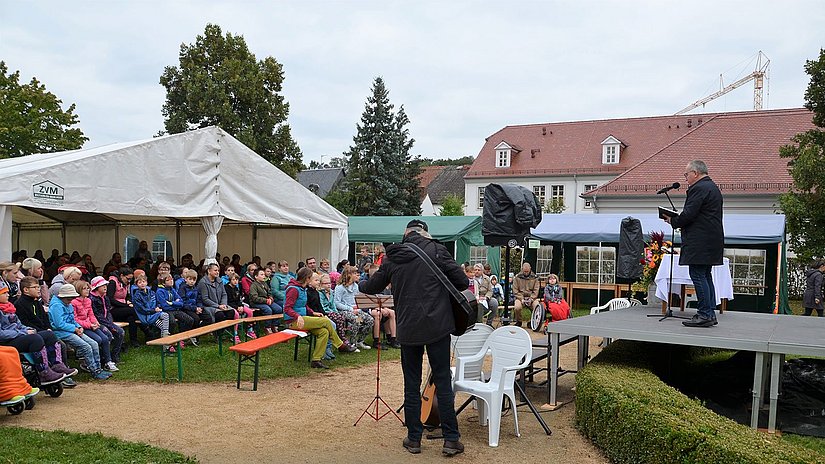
[{"xmin": 201, "ymin": 216, "xmax": 224, "ymax": 265}]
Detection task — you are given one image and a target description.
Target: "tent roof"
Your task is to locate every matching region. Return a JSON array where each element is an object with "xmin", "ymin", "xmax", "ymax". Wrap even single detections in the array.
[
  {"xmin": 530, "ymin": 213, "xmax": 785, "ymax": 245},
  {"xmin": 0, "ymin": 127, "xmax": 347, "ymax": 229},
  {"xmin": 348, "ymin": 216, "xmax": 483, "ymax": 245}
]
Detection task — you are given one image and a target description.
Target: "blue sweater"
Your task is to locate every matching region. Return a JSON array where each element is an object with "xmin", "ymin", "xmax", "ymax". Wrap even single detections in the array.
[
  {"xmin": 48, "ymin": 296, "xmax": 82, "ymax": 338},
  {"xmin": 0, "ymin": 311, "xmax": 29, "ymax": 342},
  {"xmin": 132, "ymin": 287, "xmax": 162, "ymax": 325},
  {"xmin": 176, "ymin": 281, "xmax": 200, "ymax": 312},
  {"xmin": 156, "ymin": 285, "xmax": 183, "ymax": 312}
]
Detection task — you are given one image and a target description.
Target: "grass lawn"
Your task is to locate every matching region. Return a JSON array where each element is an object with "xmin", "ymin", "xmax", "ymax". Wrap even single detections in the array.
[
  {"xmin": 0, "ymin": 426, "xmax": 196, "ymax": 463},
  {"xmin": 72, "ymin": 332, "xmax": 401, "ymax": 384}
]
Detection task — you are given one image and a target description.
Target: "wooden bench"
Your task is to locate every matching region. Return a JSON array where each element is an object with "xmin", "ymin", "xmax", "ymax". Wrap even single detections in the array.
[
  {"xmin": 114, "ymin": 322, "xmax": 129, "ymax": 328},
  {"xmin": 229, "ymin": 332, "xmax": 300, "ymax": 390},
  {"xmin": 146, "ymin": 319, "xmax": 239, "ymax": 381}
]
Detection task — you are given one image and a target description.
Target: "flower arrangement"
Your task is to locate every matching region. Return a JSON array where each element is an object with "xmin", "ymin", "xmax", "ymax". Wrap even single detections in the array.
[{"xmin": 632, "ymin": 231, "xmax": 673, "ymax": 293}]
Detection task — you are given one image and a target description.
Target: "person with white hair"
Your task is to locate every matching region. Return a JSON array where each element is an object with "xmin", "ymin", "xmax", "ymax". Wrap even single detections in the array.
[{"xmin": 48, "ymin": 266, "xmax": 82, "ymax": 302}]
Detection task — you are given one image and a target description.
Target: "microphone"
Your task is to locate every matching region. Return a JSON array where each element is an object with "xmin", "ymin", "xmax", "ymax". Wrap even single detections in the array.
[{"xmin": 656, "ymin": 182, "xmax": 681, "ymax": 195}]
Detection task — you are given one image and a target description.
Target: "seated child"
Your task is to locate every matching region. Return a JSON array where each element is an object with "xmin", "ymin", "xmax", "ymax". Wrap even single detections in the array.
[
  {"xmin": 543, "ymin": 274, "xmax": 571, "ymax": 322},
  {"xmin": 89, "ymin": 277, "xmax": 124, "ymax": 366},
  {"xmin": 72, "ymin": 280, "xmax": 117, "ymax": 372},
  {"xmin": 0, "ymin": 345, "xmax": 38, "ymax": 403},
  {"xmin": 49, "ymin": 284, "xmax": 111, "ymax": 380},
  {"xmin": 176, "ymin": 269, "xmax": 206, "ymax": 345},
  {"xmin": 224, "ymin": 272, "xmax": 256, "ymax": 343},
  {"xmin": 156, "ymin": 274, "xmax": 197, "ymax": 335},
  {"xmin": 132, "ymin": 274, "xmax": 173, "ymax": 352}
]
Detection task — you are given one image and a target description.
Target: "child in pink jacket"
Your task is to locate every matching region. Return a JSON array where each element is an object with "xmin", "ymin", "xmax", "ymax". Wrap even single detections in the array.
[{"xmin": 71, "ymin": 281, "xmax": 117, "ymax": 372}]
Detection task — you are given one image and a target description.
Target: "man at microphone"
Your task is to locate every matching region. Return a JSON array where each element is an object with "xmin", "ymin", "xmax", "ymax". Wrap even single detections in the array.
[{"xmin": 663, "ymin": 160, "xmax": 724, "ymax": 328}]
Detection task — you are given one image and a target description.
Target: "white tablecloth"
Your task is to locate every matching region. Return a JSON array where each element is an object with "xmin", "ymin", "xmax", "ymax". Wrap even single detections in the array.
[{"xmin": 654, "ymin": 255, "xmax": 733, "ymax": 305}]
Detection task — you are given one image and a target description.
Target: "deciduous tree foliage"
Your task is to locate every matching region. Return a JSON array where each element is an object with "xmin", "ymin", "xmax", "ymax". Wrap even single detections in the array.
[
  {"xmin": 780, "ymin": 48, "xmax": 825, "ymax": 262},
  {"xmin": 0, "ymin": 61, "xmax": 87, "ymax": 158},
  {"xmin": 338, "ymin": 77, "xmax": 421, "ymax": 216},
  {"xmin": 159, "ymin": 24, "xmax": 302, "ymax": 177},
  {"xmin": 439, "ymin": 194, "xmax": 465, "ymax": 216}
]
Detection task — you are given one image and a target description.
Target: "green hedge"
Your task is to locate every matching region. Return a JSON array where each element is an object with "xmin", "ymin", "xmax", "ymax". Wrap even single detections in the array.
[{"xmin": 575, "ymin": 340, "xmax": 825, "ymax": 464}]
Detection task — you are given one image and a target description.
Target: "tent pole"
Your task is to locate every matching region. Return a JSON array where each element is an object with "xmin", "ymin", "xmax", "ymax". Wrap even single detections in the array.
[
  {"xmin": 61, "ymin": 223, "xmax": 67, "ymax": 253},
  {"xmin": 252, "ymin": 225, "xmax": 257, "ymax": 259},
  {"xmin": 176, "ymin": 221, "xmax": 182, "ymax": 264},
  {"xmin": 597, "ymin": 242, "xmax": 602, "ymax": 307},
  {"xmin": 114, "ymin": 224, "xmax": 120, "ymax": 259}
]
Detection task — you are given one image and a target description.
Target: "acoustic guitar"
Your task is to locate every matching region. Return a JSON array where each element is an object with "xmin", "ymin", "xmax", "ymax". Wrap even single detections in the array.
[
  {"xmin": 451, "ymin": 289, "xmax": 479, "ymax": 336},
  {"xmin": 420, "ymin": 371, "xmax": 440, "ymax": 428}
]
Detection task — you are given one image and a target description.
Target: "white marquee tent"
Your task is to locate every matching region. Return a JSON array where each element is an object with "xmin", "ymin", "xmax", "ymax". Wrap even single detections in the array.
[{"xmin": 0, "ymin": 126, "xmax": 349, "ymax": 266}]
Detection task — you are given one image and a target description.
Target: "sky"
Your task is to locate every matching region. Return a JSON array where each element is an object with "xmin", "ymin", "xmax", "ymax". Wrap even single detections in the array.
[{"xmin": 2, "ymin": 1, "xmax": 823, "ymax": 164}]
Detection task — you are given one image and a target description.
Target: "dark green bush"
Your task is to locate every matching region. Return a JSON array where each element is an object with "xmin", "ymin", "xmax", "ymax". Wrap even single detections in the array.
[{"xmin": 575, "ymin": 340, "xmax": 825, "ymax": 464}]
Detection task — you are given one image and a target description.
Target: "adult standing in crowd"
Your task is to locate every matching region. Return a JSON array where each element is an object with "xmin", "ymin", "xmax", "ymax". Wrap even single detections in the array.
[
  {"xmin": 665, "ymin": 159, "xmax": 724, "ymax": 328},
  {"xmin": 360, "ymin": 219, "xmax": 467, "ymax": 456},
  {"xmin": 803, "ymin": 260, "xmax": 825, "ymax": 317}
]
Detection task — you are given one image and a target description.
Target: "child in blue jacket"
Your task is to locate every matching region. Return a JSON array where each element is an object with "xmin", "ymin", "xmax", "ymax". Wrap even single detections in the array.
[
  {"xmin": 132, "ymin": 274, "xmax": 172, "ymax": 351},
  {"xmin": 156, "ymin": 274, "xmax": 196, "ymax": 334}
]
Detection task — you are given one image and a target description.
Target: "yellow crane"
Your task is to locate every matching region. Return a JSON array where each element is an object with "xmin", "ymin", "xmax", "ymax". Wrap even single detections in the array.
[{"xmin": 675, "ymin": 51, "xmax": 770, "ymax": 115}]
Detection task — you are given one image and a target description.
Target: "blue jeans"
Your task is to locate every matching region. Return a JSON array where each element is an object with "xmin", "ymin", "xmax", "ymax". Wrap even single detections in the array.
[
  {"xmin": 688, "ymin": 264, "xmax": 717, "ymax": 320},
  {"xmin": 84, "ymin": 328, "xmax": 112, "ymax": 365},
  {"xmin": 401, "ymin": 335, "xmax": 460, "ymax": 442},
  {"xmin": 60, "ymin": 332, "xmax": 101, "ymax": 370},
  {"xmin": 252, "ymin": 303, "xmax": 283, "ymax": 328}
]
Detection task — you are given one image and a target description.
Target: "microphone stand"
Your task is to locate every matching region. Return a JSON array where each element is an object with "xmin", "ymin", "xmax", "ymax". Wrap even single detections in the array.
[{"xmin": 648, "ymin": 190, "xmax": 690, "ymax": 321}]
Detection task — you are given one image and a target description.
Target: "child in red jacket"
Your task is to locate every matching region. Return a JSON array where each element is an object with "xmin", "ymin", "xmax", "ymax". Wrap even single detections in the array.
[{"xmin": 71, "ymin": 281, "xmax": 117, "ymax": 372}]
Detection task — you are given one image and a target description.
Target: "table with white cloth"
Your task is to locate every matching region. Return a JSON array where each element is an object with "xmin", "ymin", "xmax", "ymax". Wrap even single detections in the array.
[{"xmin": 654, "ymin": 255, "xmax": 733, "ymax": 312}]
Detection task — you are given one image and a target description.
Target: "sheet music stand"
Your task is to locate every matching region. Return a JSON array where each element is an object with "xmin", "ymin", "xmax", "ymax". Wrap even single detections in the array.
[{"xmin": 353, "ymin": 294, "xmax": 403, "ymax": 426}]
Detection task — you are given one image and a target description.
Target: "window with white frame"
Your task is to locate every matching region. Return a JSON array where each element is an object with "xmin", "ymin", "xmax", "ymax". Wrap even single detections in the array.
[
  {"xmin": 583, "ymin": 184, "xmax": 598, "ymax": 208},
  {"xmin": 724, "ymin": 248, "xmax": 766, "ymax": 295},
  {"xmin": 603, "ymin": 145, "xmax": 618, "ymax": 164},
  {"xmin": 496, "ymin": 149, "xmax": 510, "ymax": 168},
  {"xmin": 533, "ymin": 185, "xmax": 546, "ymax": 207},
  {"xmin": 575, "ymin": 246, "xmax": 615, "ymax": 283},
  {"xmin": 536, "ymin": 245, "xmax": 553, "ymax": 277},
  {"xmin": 550, "ymin": 185, "xmax": 564, "ymax": 203},
  {"xmin": 477, "ymin": 186, "xmax": 485, "ymax": 209},
  {"xmin": 469, "ymin": 246, "xmax": 488, "ymax": 267}
]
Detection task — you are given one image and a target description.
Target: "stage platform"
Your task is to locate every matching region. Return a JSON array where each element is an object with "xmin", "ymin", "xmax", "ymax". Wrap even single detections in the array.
[{"xmin": 546, "ymin": 307, "xmax": 825, "ymax": 433}]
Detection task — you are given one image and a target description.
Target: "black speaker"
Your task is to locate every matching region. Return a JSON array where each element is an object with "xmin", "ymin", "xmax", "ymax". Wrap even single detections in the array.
[
  {"xmin": 481, "ymin": 183, "xmax": 542, "ymax": 246},
  {"xmin": 616, "ymin": 216, "xmax": 643, "ymax": 283}
]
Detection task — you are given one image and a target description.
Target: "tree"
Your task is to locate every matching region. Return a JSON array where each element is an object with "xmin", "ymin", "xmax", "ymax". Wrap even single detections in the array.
[
  {"xmin": 419, "ymin": 155, "xmax": 475, "ymax": 167},
  {"xmin": 779, "ymin": 49, "xmax": 825, "ymax": 262},
  {"xmin": 0, "ymin": 61, "xmax": 87, "ymax": 158},
  {"xmin": 159, "ymin": 24, "xmax": 302, "ymax": 177},
  {"xmin": 543, "ymin": 197, "xmax": 567, "ymax": 214},
  {"xmin": 338, "ymin": 77, "xmax": 422, "ymax": 216},
  {"xmin": 438, "ymin": 194, "xmax": 465, "ymax": 216}
]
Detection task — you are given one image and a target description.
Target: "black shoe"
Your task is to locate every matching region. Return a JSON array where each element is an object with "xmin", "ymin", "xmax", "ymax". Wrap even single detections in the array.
[
  {"xmin": 682, "ymin": 315, "xmax": 715, "ymax": 328},
  {"xmin": 78, "ymin": 363, "xmax": 91, "ymax": 373},
  {"xmin": 373, "ymin": 341, "xmax": 388, "ymax": 350},
  {"xmin": 310, "ymin": 361, "xmax": 330, "ymax": 369},
  {"xmin": 442, "ymin": 440, "xmax": 464, "ymax": 456},
  {"xmin": 61, "ymin": 377, "xmax": 77, "ymax": 388},
  {"xmin": 389, "ymin": 340, "xmax": 401, "ymax": 349},
  {"xmin": 403, "ymin": 437, "xmax": 421, "ymax": 454}
]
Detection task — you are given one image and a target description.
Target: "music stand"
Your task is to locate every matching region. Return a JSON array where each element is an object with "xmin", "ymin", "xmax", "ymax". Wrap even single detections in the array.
[
  {"xmin": 648, "ymin": 192, "xmax": 690, "ymax": 321},
  {"xmin": 353, "ymin": 294, "xmax": 404, "ymax": 426}
]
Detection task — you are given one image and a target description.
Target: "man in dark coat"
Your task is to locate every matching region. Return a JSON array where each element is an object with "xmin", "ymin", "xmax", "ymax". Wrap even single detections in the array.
[
  {"xmin": 360, "ymin": 219, "xmax": 468, "ymax": 456},
  {"xmin": 666, "ymin": 159, "xmax": 724, "ymax": 327}
]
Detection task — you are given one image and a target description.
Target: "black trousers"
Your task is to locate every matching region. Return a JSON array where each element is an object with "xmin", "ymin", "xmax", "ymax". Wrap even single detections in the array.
[{"xmin": 400, "ymin": 335, "xmax": 460, "ymax": 442}]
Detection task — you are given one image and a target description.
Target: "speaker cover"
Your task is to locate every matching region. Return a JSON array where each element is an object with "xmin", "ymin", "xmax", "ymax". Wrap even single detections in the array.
[
  {"xmin": 616, "ymin": 216, "xmax": 644, "ymax": 283},
  {"xmin": 482, "ymin": 183, "xmax": 542, "ymax": 246}
]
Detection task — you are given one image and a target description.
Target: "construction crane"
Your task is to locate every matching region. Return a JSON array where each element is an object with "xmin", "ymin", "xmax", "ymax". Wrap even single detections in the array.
[{"xmin": 675, "ymin": 51, "xmax": 770, "ymax": 115}]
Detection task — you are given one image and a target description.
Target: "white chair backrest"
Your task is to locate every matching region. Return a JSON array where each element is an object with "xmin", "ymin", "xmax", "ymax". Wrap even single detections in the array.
[
  {"xmin": 608, "ymin": 298, "xmax": 632, "ymax": 310},
  {"xmin": 628, "ymin": 298, "xmax": 643, "ymax": 307},
  {"xmin": 485, "ymin": 326, "xmax": 533, "ymax": 386},
  {"xmin": 452, "ymin": 323, "xmax": 494, "ymax": 381}
]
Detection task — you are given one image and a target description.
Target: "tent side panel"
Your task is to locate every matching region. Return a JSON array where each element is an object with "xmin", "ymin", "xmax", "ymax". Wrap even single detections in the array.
[
  {"xmin": 256, "ymin": 228, "xmax": 332, "ymax": 268},
  {"xmin": 16, "ymin": 228, "xmax": 62, "ymax": 258},
  {"xmin": 65, "ymin": 226, "xmax": 117, "ymax": 265}
]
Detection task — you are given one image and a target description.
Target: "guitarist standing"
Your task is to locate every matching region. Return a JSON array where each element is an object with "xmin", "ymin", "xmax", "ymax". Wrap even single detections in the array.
[{"xmin": 360, "ymin": 219, "xmax": 468, "ymax": 457}]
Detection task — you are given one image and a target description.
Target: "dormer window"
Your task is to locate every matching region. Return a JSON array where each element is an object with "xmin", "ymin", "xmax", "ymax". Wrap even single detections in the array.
[
  {"xmin": 600, "ymin": 135, "xmax": 624, "ymax": 165},
  {"xmin": 494, "ymin": 141, "xmax": 512, "ymax": 168}
]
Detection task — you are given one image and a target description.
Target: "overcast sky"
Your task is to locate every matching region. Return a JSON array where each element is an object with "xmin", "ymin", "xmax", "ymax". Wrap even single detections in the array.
[{"xmin": 2, "ymin": 1, "xmax": 823, "ymax": 164}]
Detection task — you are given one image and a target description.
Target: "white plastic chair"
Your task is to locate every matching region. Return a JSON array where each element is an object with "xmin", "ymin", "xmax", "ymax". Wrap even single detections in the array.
[
  {"xmin": 453, "ymin": 326, "xmax": 533, "ymax": 447},
  {"xmin": 449, "ymin": 323, "xmax": 495, "ymax": 390},
  {"xmin": 628, "ymin": 298, "xmax": 643, "ymax": 307},
  {"xmin": 590, "ymin": 297, "xmax": 632, "ymax": 315}
]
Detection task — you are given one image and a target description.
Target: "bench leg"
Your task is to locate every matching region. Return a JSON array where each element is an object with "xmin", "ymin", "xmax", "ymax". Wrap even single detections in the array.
[
  {"xmin": 160, "ymin": 345, "xmax": 166, "ymax": 381},
  {"xmin": 253, "ymin": 352, "xmax": 260, "ymax": 392},
  {"xmin": 293, "ymin": 337, "xmax": 299, "ymax": 361},
  {"xmin": 236, "ymin": 352, "xmax": 242, "ymax": 389},
  {"xmin": 176, "ymin": 344, "xmax": 183, "ymax": 382},
  {"xmin": 307, "ymin": 336, "xmax": 313, "ymax": 362}
]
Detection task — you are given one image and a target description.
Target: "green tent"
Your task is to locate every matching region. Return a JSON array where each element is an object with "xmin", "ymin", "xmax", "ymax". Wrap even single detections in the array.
[{"xmin": 347, "ymin": 216, "xmax": 500, "ymax": 276}]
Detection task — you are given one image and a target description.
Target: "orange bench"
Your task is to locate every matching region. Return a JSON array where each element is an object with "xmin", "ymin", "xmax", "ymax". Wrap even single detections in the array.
[{"xmin": 229, "ymin": 332, "xmax": 299, "ymax": 390}]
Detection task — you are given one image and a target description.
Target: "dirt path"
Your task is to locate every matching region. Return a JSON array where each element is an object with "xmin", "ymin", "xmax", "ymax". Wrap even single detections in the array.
[{"xmin": 4, "ymin": 335, "xmax": 607, "ymax": 463}]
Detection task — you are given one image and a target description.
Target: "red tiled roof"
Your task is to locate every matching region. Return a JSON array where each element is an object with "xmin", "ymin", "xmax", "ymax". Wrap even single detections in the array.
[
  {"xmin": 418, "ymin": 165, "xmax": 446, "ymax": 200},
  {"xmin": 466, "ymin": 113, "xmax": 712, "ymax": 178},
  {"xmin": 588, "ymin": 108, "xmax": 814, "ymax": 197}
]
